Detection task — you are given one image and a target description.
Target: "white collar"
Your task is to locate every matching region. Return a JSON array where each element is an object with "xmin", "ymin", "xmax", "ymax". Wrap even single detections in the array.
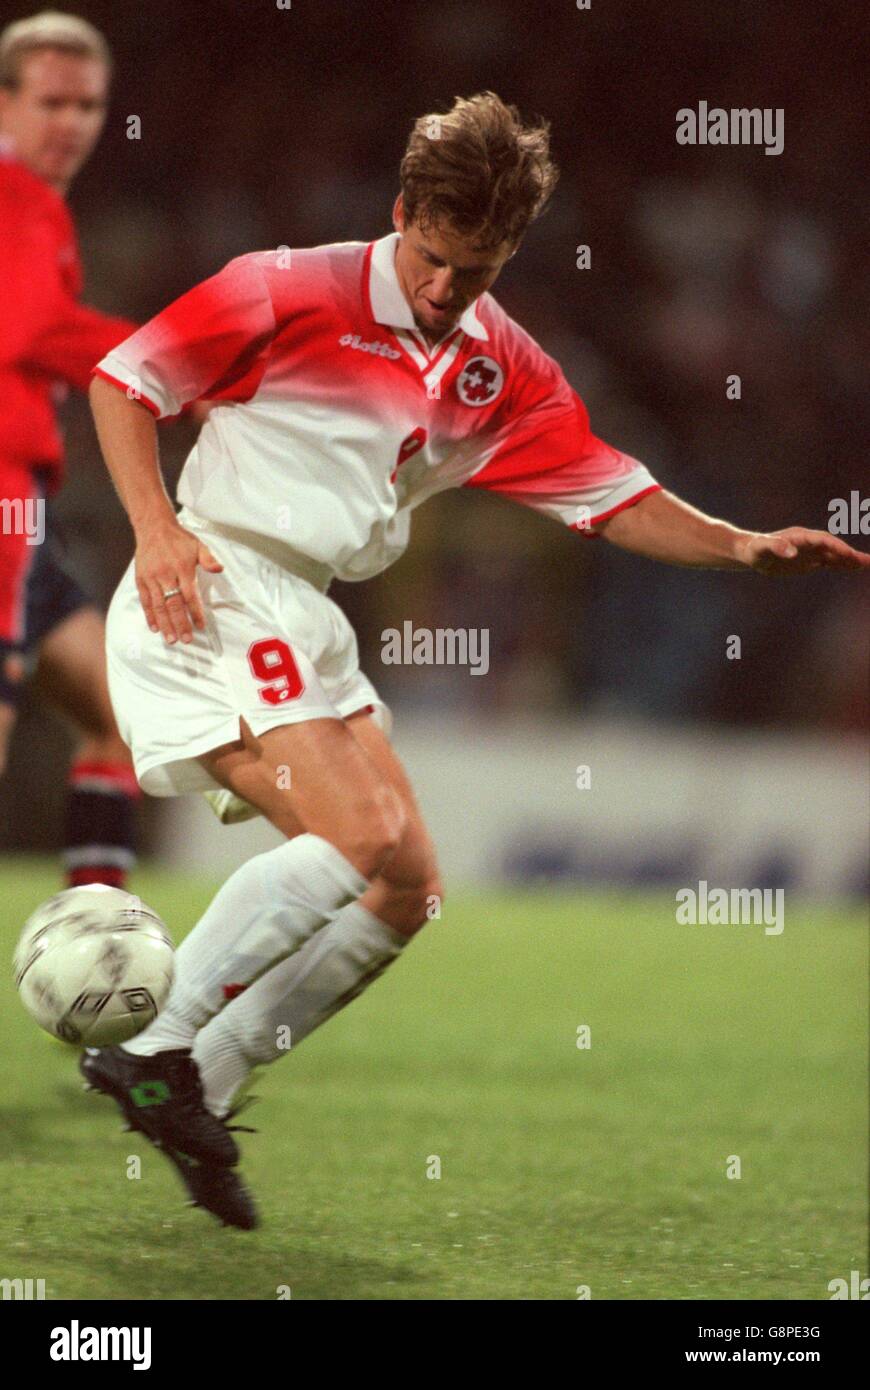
[{"xmin": 368, "ymin": 232, "xmax": 489, "ymax": 341}]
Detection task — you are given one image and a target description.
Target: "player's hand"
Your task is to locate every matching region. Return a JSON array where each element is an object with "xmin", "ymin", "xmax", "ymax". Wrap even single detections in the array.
[
  {"xmin": 738, "ymin": 527, "xmax": 870, "ymax": 575},
  {"xmin": 134, "ymin": 519, "xmax": 223, "ymax": 645}
]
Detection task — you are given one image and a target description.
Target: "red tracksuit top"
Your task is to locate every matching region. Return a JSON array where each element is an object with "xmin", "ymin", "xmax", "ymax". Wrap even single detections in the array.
[{"xmin": 0, "ymin": 146, "xmax": 135, "ymax": 495}]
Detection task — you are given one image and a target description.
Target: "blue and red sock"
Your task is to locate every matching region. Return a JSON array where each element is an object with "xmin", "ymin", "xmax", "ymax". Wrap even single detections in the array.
[{"xmin": 63, "ymin": 758, "xmax": 141, "ymax": 889}]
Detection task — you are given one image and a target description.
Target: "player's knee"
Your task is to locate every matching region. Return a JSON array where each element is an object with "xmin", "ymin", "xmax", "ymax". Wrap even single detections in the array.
[
  {"xmin": 384, "ymin": 872, "xmax": 445, "ymax": 935},
  {"xmin": 343, "ymin": 783, "xmax": 406, "ymax": 880}
]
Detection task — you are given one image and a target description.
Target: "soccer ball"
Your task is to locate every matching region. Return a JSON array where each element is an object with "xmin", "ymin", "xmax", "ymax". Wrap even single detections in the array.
[{"xmin": 13, "ymin": 885, "xmax": 174, "ymax": 1046}]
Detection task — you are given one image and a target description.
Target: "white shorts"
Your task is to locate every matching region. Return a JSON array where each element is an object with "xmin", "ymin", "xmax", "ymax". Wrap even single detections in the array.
[{"xmin": 105, "ymin": 513, "xmax": 389, "ymax": 797}]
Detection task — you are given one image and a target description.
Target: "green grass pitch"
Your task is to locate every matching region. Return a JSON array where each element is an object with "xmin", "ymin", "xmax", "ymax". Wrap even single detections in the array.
[{"xmin": 1, "ymin": 857, "xmax": 866, "ymax": 1301}]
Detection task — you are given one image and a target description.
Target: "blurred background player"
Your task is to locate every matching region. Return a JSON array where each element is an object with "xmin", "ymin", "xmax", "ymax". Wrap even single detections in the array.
[{"xmin": 0, "ymin": 12, "xmax": 140, "ymax": 888}]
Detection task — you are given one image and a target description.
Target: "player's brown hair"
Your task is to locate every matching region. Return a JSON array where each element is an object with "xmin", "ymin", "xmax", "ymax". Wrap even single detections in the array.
[
  {"xmin": 0, "ymin": 10, "xmax": 111, "ymax": 89},
  {"xmin": 399, "ymin": 91, "xmax": 559, "ymax": 252}
]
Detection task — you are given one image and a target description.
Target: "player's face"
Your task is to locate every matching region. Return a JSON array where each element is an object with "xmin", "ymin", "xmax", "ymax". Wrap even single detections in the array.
[
  {"xmin": 393, "ymin": 194, "xmax": 516, "ymax": 340},
  {"xmin": 0, "ymin": 49, "xmax": 108, "ymax": 191}
]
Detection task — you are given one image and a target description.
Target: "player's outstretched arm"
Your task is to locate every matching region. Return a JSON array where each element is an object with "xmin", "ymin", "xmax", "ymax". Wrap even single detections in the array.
[
  {"xmin": 598, "ymin": 488, "xmax": 869, "ymax": 574},
  {"xmin": 89, "ymin": 375, "xmax": 223, "ymax": 645}
]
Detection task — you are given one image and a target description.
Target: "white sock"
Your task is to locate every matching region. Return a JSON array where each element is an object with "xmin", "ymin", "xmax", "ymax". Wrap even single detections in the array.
[
  {"xmin": 192, "ymin": 901, "xmax": 408, "ymax": 1115},
  {"xmin": 123, "ymin": 834, "xmax": 368, "ymax": 1057}
]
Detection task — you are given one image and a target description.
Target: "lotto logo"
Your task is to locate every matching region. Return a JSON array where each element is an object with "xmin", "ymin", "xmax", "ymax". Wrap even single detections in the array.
[
  {"xmin": 456, "ymin": 356, "xmax": 504, "ymax": 407},
  {"xmin": 339, "ymin": 333, "xmax": 400, "ymax": 359},
  {"xmin": 129, "ymin": 1080, "xmax": 171, "ymax": 1107}
]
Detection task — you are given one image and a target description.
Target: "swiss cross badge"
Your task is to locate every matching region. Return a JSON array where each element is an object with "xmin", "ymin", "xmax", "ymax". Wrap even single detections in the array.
[{"xmin": 456, "ymin": 356, "xmax": 504, "ymax": 407}]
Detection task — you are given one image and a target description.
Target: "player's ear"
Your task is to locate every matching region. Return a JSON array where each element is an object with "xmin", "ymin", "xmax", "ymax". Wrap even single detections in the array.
[{"xmin": 392, "ymin": 193, "xmax": 405, "ymax": 234}]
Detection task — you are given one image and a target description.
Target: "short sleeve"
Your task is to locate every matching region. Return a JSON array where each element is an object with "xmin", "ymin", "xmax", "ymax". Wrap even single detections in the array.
[
  {"xmin": 92, "ymin": 255, "xmax": 276, "ymax": 418},
  {"xmin": 464, "ymin": 343, "xmax": 660, "ymax": 534}
]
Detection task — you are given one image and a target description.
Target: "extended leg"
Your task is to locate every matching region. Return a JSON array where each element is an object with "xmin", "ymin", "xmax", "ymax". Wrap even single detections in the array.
[
  {"xmin": 80, "ymin": 708, "xmax": 406, "ymax": 1184},
  {"xmin": 123, "ymin": 713, "xmax": 406, "ymax": 1058}
]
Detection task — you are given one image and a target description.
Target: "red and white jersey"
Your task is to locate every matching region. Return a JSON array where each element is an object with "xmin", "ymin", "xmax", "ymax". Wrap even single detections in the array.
[{"xmin": 94, "ymin": 232, "xmax": 659, "ymax": 582}]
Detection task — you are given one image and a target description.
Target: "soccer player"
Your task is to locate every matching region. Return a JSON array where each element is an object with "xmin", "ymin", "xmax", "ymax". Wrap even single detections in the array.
[
  {"xmin": 83, "ymin": 93, "xmax": 868, "ymax": 1228},
  {"xmin": 0, "ymin": 12, "xmax": 141, "ymax": 887}
]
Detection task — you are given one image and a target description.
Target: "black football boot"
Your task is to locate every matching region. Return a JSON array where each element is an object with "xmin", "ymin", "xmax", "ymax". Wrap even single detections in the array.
[
  {"xmin": 80, "ymin": 1045, "xmax": 239, "ymax": 1166},
  {"xmin": 160, "ymin": 1147, "xmax": 259, "ymax": 1230}
]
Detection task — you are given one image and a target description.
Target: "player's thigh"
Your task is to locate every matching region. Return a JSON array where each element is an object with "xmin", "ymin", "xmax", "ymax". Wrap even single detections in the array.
[
  {"xmin": 346, "ymin": 710, "xmax": 442, "ymax": 895},
  {"xmin": 33, "ymin": 605, "xmax": 119, "ymax": 738},
  {"xmin": 198, "ymin": 715, "xmax": 406, "ymax": 878}
]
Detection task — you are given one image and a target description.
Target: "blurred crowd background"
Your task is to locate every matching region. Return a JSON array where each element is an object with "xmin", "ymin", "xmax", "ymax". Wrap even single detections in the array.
[{"xmin": 2, "ymin": 0, "xmax": 867, "ymax": 850}]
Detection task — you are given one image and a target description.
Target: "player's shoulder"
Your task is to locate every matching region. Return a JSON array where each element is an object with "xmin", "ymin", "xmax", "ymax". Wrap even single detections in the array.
[
  {"xmin": 0, "ymin": 148, "xmax": 68, "ymax": 226},
  {"xmin": 233, "ymin": 239, "xmax": 366, "ymax": 272},
  {"xmin": 477, "ymin": 293, "xmax": 560, "ymax": 369},
  {"xmin": 474, "ymin": 291, "xmax": 569, "ymax": 407},
  {"xmin": 218, "ymin": 240, "xmax": 368, "ymax": 316}
]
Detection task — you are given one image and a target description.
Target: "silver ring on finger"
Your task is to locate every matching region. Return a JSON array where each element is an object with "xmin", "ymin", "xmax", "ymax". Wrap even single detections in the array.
[{"xmin": 162, "ymin": 587, "xmax": 182, "ymax": 600}]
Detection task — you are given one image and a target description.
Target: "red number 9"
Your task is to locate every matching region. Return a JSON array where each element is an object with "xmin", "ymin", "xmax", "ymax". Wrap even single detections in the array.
[{"xmin": 246, "ymin": 638, "xmax": 305, "ymax": 705}]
